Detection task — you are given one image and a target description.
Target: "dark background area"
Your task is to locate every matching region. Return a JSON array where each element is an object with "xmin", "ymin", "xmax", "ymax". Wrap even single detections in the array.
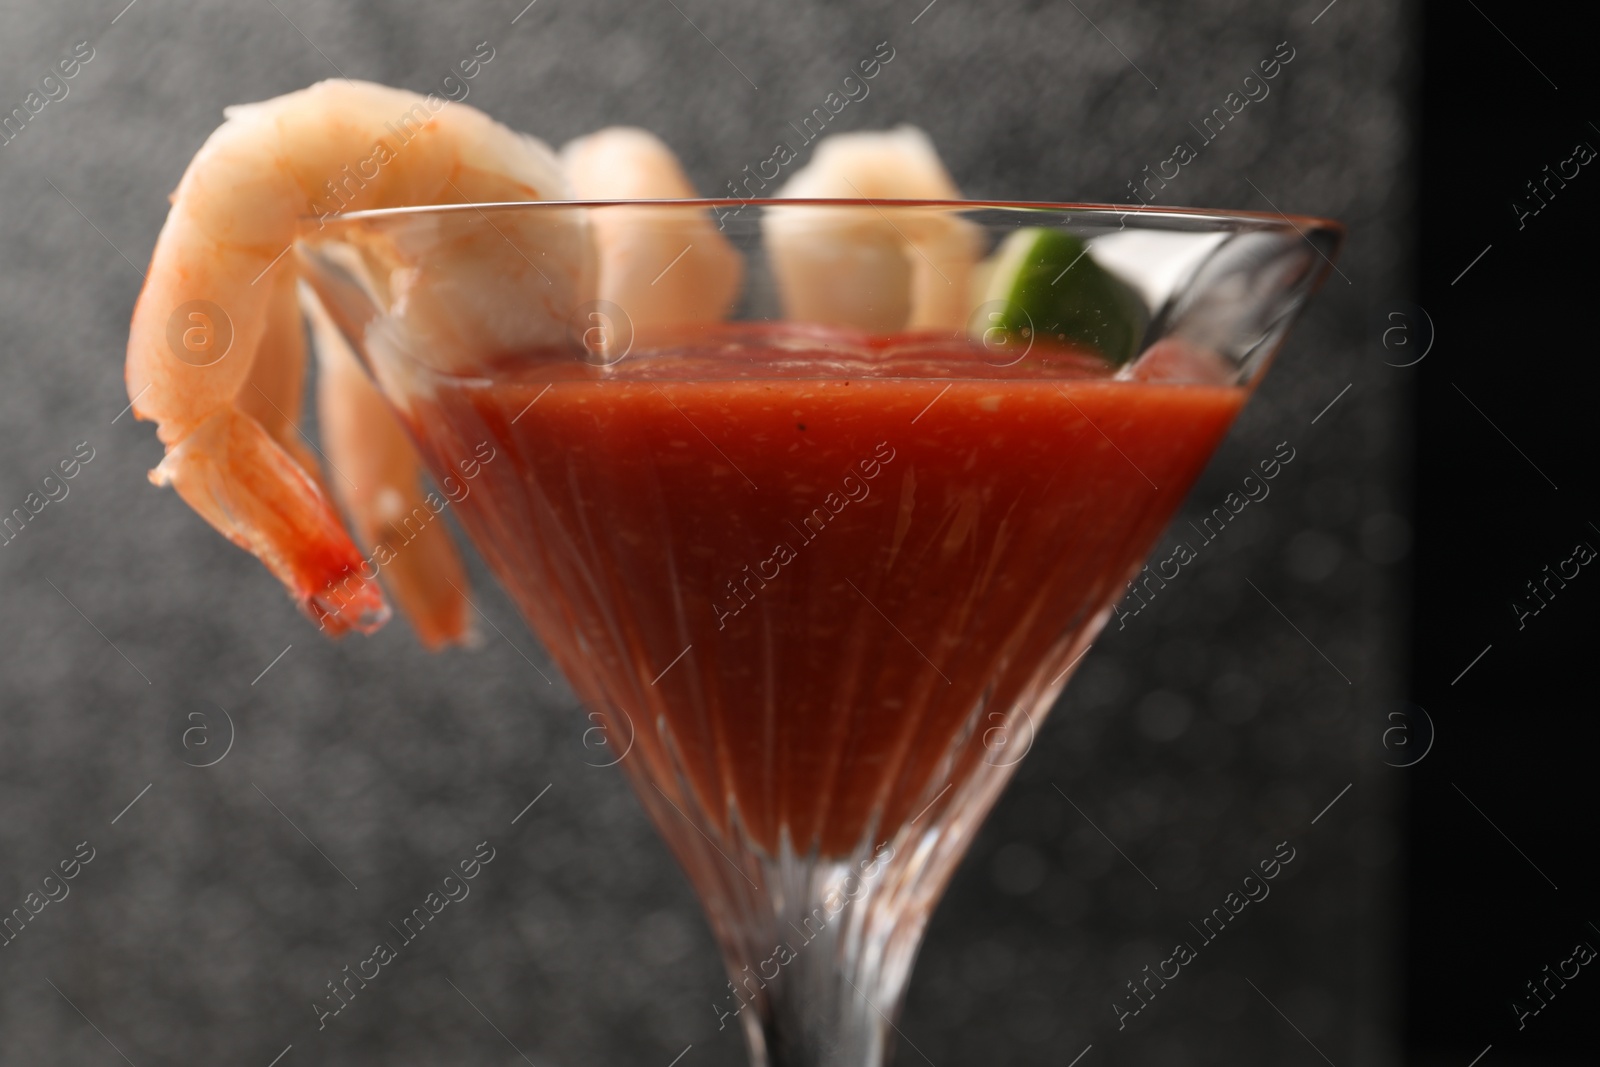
[
  {"xmin": 1408, "ymin": 1, "xmax": 1600, "ymax": 1065},
  {"xmin": 0, "ymin": 0, "xmax": 1582, "ymax": 1064}
]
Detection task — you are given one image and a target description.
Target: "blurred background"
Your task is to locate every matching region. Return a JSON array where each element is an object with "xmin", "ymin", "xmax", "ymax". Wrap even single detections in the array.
[{"xmin": 0, "ymin": 0, "xmax": 1592, "ymax": 1064}]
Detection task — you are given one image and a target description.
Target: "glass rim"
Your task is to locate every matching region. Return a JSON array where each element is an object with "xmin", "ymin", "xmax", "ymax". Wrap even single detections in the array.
[{"xmin": 304, "ymin": 196, "xmax": 1345, "ymax": 236}]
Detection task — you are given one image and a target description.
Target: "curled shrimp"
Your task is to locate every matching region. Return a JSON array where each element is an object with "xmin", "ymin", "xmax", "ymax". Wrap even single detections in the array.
[
  {"xmin": 562, "ymin": 127, "xmax": 741, "ymax": 349},
  {"xmin": 124, "ymin": 80, "xmax": 585, "ymax": 638},
  {"xmin": 767, "ymin": 125, "xmax": 979, "ymax": 332}
]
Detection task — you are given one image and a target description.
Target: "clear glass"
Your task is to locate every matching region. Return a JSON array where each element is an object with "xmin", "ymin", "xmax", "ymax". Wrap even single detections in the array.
[{"xmin": 299, "ymin": 199, "xmax": 1342, "ymax": 1067}]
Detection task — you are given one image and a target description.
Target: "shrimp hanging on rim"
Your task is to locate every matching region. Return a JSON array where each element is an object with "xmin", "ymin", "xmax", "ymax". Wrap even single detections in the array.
[
  {"xmin": 124, "ymin": 79, "xmax": 588, "ymax": 642},
  {"xmin": 561, "ymin": 126, "xmax": 742, "ymax": 348},
  {"xmin": 766, "ymin": 125, "xmax": 979, "ymax": 332}
]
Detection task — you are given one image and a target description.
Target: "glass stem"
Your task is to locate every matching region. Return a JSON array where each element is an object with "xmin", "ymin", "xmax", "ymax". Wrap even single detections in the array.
[{"xmin": 711, "ymin": 848, "xmax": 934, "ymax": 1067}]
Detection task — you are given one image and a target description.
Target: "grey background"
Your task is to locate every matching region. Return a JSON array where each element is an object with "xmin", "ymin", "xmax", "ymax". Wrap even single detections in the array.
[{"xmin": 0, "ymin": 0, "xmax": 1409, "ymax": 1064}]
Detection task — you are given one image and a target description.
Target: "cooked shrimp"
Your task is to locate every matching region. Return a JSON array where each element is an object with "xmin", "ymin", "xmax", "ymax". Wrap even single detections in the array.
[
  {"xmin": 125, "ymin": 79, "xmax": 585, "ymax": 636},
  {"xmin": 767, "ymin": 125, "xmax": 978, "ymax": 332},
  {"xmin": 303, "ymin": 287, "xmax": 472, "ymax": 648},
  {"xmin": 562, "ymin": 127, "xmax": 741, "ymax": 349}
]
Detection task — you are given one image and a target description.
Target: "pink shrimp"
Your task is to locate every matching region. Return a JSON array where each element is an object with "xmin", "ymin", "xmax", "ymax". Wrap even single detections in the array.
[
  {"xmin": 124, "ymin": 79, "xmax": 585, "ymax": 638},
  {"xmin": 767, "ymin": 125, "xmax": 979, "ymax": 332},
  {"xmin": 562, "ymin": 126, "xmax": 742, "ymax": 350}
]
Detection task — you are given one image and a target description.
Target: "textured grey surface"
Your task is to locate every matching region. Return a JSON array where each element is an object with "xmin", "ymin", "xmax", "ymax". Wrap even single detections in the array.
[{"xmin": 0, "ymin": 0, "xmax": 1409, "ymax": 1064}]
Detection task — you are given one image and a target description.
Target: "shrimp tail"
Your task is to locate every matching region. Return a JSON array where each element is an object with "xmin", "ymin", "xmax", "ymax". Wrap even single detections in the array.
[
  {"xmin": 151, "ymin": 406, "xmax": 389, "ymax": 635},
  {"xmin": 305, "ymin": 286, "xmax": 474, "ymax": 649}
]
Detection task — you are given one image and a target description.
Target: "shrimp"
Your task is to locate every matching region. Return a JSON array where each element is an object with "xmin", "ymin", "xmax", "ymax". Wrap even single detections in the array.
[
  {"xmin": 766, "ymin": 125, "xmax": 979, "ymax": 332},
  {"xmin": 125, "ymin": 79, "xmax": 587, "ymax": 638},
  {"xmin": 303, "ymin": 287, "xmax": 472, "ymax": 649},
  {"xmin": 562, "ymin": 127, "xmax": 741, "ymax": 350}
]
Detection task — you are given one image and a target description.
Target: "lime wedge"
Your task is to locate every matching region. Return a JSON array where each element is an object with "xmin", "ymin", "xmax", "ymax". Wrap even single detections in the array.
[{"xmin": 977, "ymin": 227, "xmax": 1148, "ymax": 366}]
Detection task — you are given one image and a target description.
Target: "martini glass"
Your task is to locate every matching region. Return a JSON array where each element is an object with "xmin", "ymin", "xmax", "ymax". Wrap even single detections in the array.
[{"xmin": 300, "ymin": 200, "xmax": 1341, "ymax": 1067}]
